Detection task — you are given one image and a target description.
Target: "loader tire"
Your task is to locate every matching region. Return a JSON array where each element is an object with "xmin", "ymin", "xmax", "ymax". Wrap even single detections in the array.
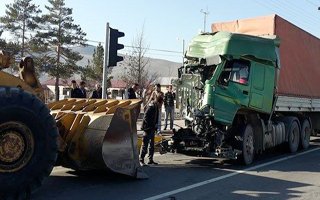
[{"xmin": 0, "ymin": 87, "xmax": 58, "ymax": 199}]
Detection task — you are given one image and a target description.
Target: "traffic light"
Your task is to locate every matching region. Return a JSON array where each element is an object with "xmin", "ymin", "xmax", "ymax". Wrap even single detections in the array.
[{"xmin": 108, "ymin": 28, "xmax": 125, "ymax": 66}]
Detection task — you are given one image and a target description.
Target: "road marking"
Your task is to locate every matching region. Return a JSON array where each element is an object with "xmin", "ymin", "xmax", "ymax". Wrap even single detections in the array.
[{"xmin": 144, "ymin": 147, "xmax": 320, "ymax": 200}]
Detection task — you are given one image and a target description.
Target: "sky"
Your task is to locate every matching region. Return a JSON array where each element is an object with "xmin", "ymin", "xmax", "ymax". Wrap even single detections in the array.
[{"xmin": 1, "ymin": 0, "xmax": 320, "ymax": 63}]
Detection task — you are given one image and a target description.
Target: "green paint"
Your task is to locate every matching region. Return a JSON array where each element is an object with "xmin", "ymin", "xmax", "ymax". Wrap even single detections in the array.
[{"xmin": 179, "ymin": 32, "xmax": 278, "ymax": 125}]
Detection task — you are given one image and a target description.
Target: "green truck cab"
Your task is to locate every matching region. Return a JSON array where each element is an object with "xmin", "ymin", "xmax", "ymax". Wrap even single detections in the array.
[
  {"xmin": 167, "ymin": 32, "xmax": 311, "ymax": 165},
  {"xmin": 182, "ymin": 32, "xmax": 278, "ymax": 124}
]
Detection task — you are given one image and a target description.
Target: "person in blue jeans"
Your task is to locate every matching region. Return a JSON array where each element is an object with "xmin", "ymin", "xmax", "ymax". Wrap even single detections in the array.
[
  {"xmin": 140, "ymin": 94, "xmax": 163, "ymax": 165},
  {"xmin": 164, "ymin": 85, "xmax": 175, "ymax": 130},
  {"xmin": 146, "ymin": 84, "xmax": 163, "ymax": 133}
]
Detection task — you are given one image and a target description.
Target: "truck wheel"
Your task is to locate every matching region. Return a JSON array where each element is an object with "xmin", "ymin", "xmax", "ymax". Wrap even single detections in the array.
[
  {"xmin": 286, "ymin": 118, "xmax": 300, "ymax": 153},
  {"xmin": 235, "ymin": 124, "xmax": 254, "ymax": 165},
  {"xmin": 0, "ymin": 87, "xmax": 58, "ymax": 199},
  {"xmin": 300, "ymin": 119, "xmax": 311, "ymax": 149}
]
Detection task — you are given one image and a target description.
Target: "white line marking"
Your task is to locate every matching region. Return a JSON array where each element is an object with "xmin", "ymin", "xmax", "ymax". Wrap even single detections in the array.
[{"xmin": 144, "ymin": 147, "xmax": 320, "ymax": 200}]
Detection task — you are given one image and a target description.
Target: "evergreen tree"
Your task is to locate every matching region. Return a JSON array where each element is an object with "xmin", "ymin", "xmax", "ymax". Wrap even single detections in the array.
[
  {"xmin": 81, "ymin": 43, "xmax": 113, "ymax": 88},
  {"xmin": 0, "ymin": 0, "xmax": 41, "ymax": 57},
  {"xmin": 0, "ymin": 31, "xmax": 21, "ymax": 71},
  {"xmin": 37, "ymin": 0, "xmax": 86, "ymax": 100}
]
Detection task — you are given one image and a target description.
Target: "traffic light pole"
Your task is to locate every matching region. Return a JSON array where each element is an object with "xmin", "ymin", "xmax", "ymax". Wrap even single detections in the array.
[{"xmin": 102, "ymin": 22, "xmax": 109, "ymax": 99}]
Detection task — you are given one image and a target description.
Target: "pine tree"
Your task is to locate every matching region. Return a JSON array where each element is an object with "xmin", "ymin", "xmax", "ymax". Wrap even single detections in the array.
[
  {"xmin": 0, "ymin": 0, "xmax": 41, "ymax": 58},
  {"xmin": 81, "ymin": 43, "xmax": 113, "ymax": 88},
  {"xmin": 36, "ymin": 0, "xmax": 86, "ymax": 100}
]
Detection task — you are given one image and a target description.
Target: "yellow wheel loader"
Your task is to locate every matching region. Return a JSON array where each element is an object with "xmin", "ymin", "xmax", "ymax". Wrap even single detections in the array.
[{"xmin": 0, "ymin": 51, "xmax": 146, "ymax": 199}]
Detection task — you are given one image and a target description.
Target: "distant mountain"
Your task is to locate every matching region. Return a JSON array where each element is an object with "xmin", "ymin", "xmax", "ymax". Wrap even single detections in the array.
[
  {"xmin": 73, "ymin": 45, "xmax": 181, "ymax": 78},
  {"xmin": 40, "ymin": 45, "xmax": 181, "ymax": 83}
]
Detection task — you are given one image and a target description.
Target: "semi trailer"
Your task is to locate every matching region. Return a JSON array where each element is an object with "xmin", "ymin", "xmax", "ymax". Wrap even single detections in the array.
[{"xmin": 165, "ymin": 15, "xmax": 320, "ymax": 165}]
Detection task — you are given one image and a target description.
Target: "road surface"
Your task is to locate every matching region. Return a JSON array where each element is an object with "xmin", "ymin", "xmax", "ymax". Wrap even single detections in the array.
[{"xmin": 32, "ymin": 137, "xmax": 320, "ymax": 200}]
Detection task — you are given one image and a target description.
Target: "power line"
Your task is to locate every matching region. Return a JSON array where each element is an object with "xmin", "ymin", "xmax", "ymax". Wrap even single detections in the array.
[
  {"xmin": 253, "ymin": 0, "xmax": 318, "ymax": 30},
  {"xmin": 270, "ymin": 0, "xmax": 320, "ymax": 24},
  {"xmin": 86, "ymin": 39, "xmax": 182, "ymax": 54},
  {"xmin": 124, "ymin": 45, "xmax": 182, "ymax": 54},
  {"xmin": 306, "ymin": 0, "xmax": 318, "ymax": 7},
  {"xmin": 120, "ymin": 49, "xmax": 182, "ymax": 58}
]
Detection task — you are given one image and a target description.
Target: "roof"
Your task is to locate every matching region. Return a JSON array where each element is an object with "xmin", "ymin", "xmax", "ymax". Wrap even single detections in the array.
[
  {"xmin": 42, "ymin": 78, "xmax": 71, "ymax": 86},
  {"xmin": 42, "ymin": 78, "xmax": 127, "ymax": 89},
  {"xmin": 110, "ymin": 80, "xmax": 126, "ymax": 88},
  {"xmin": 42, "ymin": 78, "xmax": 95, "ymax": 87}
]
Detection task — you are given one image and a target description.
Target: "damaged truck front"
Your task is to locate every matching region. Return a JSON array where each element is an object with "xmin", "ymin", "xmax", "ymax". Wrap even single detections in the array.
[{"xmin": 165, "ymin": 31, "xmax": 315, "ymax": 165}]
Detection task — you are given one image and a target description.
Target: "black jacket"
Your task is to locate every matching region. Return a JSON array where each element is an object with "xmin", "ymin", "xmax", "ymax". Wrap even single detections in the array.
[
  {"xmin": 71, "ymin": 88, "xmax": 82, "ymax": 98},
  {"xmin": 164, "ymin": 91, "xmax": 175, "ymax": 107},
  {"xmin": 141, "ymin": 102, "xmax": 159, "ymax": 132},
  {"xmin": 91, "ymin": 88, "xmax": 102, "ymax": 99},
  {"xmin": 128, "ymin": 87, "xmax": 137, "ymax": 99},
  {"xmin": 79, "ymin": 88, "xmax": 86, "ymax": 98}
]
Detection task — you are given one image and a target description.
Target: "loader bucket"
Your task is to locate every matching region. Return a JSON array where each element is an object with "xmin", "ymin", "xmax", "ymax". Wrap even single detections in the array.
[{"xmin": 49, "ymin": 99, "xmax": 147, "ymax": 179}]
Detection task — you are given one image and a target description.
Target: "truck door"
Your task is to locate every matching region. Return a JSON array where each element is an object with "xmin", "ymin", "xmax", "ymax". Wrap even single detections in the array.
[
  {"xmin": 249, "ymin": 62, "xmax": 274, "ymax": 113},
  {"xmin": 214, "ymin": 59, "xmax": 251, "ymax": 125}
]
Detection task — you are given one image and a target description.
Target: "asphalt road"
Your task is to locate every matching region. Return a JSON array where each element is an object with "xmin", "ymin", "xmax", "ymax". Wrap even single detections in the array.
[{"xmin": 31, "ymin": 137, "xmax": 320, "ymax": 200}]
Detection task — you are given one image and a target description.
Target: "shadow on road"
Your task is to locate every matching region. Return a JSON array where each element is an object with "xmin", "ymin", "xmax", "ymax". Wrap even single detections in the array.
[{"xmin": 32, "ymin": 140, "xmax": 320, "ymax": 200}]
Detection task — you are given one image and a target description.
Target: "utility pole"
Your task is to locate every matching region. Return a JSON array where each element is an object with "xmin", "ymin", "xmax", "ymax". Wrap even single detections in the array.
[
  {"xmin": 177, "ymin": 37, "xmax": 185, "ymax": 65},
  {"xmin": 102, "ymin": 22, "xmax": 110, "ymax": 99},
  {"xmin": 200, "ymin": 7, "xmax": 209, "ymax": 33}
]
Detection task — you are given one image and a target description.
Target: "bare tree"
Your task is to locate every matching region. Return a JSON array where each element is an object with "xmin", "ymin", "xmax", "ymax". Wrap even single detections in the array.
[{"xmin": 121, "ymin": 27, "xmax": 158, "ymax": 97}]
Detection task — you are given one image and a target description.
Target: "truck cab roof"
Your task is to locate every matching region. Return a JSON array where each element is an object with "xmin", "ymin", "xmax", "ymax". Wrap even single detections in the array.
[{"xmin": 186, "ymin": 31, "xmax": 278, "ymax": 64}]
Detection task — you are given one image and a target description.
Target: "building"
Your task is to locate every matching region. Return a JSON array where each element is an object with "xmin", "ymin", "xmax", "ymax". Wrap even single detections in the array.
[
  {"xmin": 42, "ymin": 78, "xmax": 72, "ymax": 101},
  {"xmin": 109, "ymin": 79, "xmax": 127, "ymax": 99},
  {"xmin": 42, "ymin": 78, "xmax": 128, "ymax": 100}
]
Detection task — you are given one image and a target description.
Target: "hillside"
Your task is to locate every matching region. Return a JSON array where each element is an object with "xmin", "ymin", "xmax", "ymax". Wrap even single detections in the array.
[{"xmin": 72, "ymin": 45, "xmax": 181, "ymax": 79}]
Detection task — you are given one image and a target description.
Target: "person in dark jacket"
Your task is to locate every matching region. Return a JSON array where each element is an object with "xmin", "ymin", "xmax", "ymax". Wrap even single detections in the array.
[
  {"xmin": 79, "ymin": 81, "xmax": 87, "ymax": 98},
  {"xmin": 128, "ymin": 83, "xmax": 139, "ymax": 99},
  {"xmin": 139, "ymin": 94, "xmax": 163, "ymax": 165},
  {"xmin": 70, "ymin": 80, "xmax": 82, "ymax": 98},
  {"xmin": 91, "ymin": 84, "xmax": 102, "ymax": 99},
  {"xmin": 164, "ymin": 85, "xmax": 175, "ymax": 130}
]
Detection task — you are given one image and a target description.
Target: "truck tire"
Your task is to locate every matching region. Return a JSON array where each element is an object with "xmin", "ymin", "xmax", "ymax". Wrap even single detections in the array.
[
  {"xmin": 0, "ymin": 87, "xmax": 58, "ymax": 199},
  {"xmin": 300, "ymin": 119, "xmax": 311, "ymax": 149},
  {"xmin": 235, "ymin": 124, "xmax": 254, "ymax": 165},
  {"xmin": 283, "ymin": 117, "xmax": 300, "ymax": 153}
]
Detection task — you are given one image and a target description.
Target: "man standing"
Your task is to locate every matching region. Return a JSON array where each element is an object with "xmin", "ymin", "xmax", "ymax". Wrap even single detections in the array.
[
  {"xmin": 91, "ymin": 84, "xmax": 102, "ymax": 99},
  {"xmin": 164, "ymin": 85, "xmax": 175, "ymax": 130},
  {"xmin": 79, "ymin": 81, "xmax": 87, "ymax": 98},
  {"xmin": 140, "ymin": 94, "xmax": 163, "ymax": 166},
  {"xmin": 127, "ymin": 83, "xmax": 139, "ymax": 99},
  {"xmin": 70, "ymin": 80, "xmax": 81, "ymax": 98}
]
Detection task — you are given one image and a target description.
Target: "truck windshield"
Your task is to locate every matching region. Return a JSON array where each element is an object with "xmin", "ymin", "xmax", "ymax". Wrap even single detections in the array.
[{"xmin": 186, "ymin": 65, "xmax": 217, "ymax": 84}]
